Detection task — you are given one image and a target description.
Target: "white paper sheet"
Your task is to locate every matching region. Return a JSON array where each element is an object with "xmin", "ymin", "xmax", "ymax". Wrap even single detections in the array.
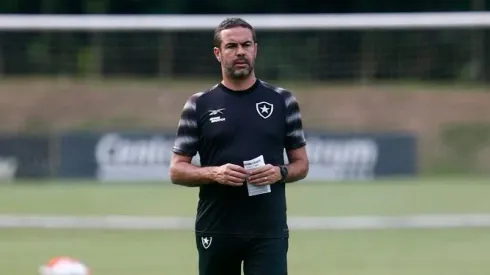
[{"xmin": 243, "ymin": 155, "xmax": 271, "ymax": 196}]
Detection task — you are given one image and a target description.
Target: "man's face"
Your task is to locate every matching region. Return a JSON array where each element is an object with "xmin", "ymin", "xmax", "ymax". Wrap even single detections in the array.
[{"xmin": 214, "ymin": 27, "xmax": 257, "ymax": 79}]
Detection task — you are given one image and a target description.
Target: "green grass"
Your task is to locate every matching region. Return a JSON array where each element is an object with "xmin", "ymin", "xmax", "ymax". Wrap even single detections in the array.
[
  {"xmin": 1, "ymin": 178, "xmax": 490, "ymax": 275},
  {"xmin": 1, "ymin": 229, "xmax": 489, "ymax": 275},
  {"xmin": 1, "ymin": 178, "xmax": 490, "ymax": 216}
]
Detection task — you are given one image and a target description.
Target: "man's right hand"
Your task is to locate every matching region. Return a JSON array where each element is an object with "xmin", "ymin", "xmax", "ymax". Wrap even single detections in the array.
[{"xmin": 213, "ymin": 164, "xmax": 248, "ymax": 186}]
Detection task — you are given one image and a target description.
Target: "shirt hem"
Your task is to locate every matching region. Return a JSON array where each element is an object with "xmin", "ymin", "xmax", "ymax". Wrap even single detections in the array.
[
  {"xmin": 172, "ymin": 147, "xmax": 195, "ymax": 157},
  {"xmin": 286, "ymin": 141, "xmax": 307, "ymax": 151},
  {"xmin": 194, "ymin": 230, "xmax": 289, "ymax": 239}
]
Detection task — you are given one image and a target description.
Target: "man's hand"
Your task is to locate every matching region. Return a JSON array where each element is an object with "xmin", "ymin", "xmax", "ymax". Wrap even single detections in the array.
[
  {"xmin": 247, "ymin": 164, "xmax": 281, "ymax": 186},
  {"xmin": 214, "ymin": 164, "xmax": 248, "ymax": 186}
]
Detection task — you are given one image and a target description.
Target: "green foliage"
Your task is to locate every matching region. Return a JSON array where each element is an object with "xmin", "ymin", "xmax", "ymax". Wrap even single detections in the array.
[
  {"xmin": 438, "ymin": 123, "xmax": 490, "ymax": 174},
  {"xmin": 76, "ymin": 46, "xmax": 92, "ymax": 77},
  {"xmin": 1, "ymin": 0, "xmax": 487, "ymax": 14},
  {"xmin": 0, "ymin": 0, "xmax": 18, "ymax": 13},
  {"xmin": 1, "ymin": 1, "xmax": 489, "ymax": 83}
]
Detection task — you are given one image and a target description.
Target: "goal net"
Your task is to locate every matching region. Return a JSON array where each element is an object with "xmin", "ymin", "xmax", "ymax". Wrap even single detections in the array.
[{"xmin": 0, "ymin": 12, "xmax": 489, "ymax": 83}]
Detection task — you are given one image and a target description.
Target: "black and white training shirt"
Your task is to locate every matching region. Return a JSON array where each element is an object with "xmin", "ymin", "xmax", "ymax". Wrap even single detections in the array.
[{"xmin": 172, "ymin": 79, "xmax": 306, "ymax": 238}]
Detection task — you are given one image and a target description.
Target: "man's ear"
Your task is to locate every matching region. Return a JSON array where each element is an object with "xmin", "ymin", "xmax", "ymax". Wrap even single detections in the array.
[{"xmin": 213, "ymin": 47, "xmax": 221, "ymax": 63}]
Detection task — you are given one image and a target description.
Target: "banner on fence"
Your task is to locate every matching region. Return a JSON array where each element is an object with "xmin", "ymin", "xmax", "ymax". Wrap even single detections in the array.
[
  {"xmin": 57, "ymin": 131, "xmax": 416, "ymax": 182},
  {"xmin": 298, "ymin": 132, "xmax": 416, "ymax": 181},
  {"xmin": 0, "ymin": 135, "xmax": 51, "ymax": 180}
]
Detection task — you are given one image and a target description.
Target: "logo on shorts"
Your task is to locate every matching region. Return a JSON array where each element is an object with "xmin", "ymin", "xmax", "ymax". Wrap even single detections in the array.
[
  {"xmin": 201, "ymin": 237, "xmax": 212, "ymax": 249},
  {"xmin": 256, "ymin": 101, "xmax": 274, "ymax": 119}
]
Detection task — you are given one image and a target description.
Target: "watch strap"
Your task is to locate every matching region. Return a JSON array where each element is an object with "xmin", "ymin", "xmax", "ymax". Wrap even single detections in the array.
[{"xmin": 279, "ymin": 165, "xmax": 288, "ymax": 183}]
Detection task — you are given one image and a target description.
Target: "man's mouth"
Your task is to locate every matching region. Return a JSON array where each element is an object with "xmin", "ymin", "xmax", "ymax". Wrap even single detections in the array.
[{"xmin": 235, "ymin": 60, "xmax": 248, "ymax": 65}]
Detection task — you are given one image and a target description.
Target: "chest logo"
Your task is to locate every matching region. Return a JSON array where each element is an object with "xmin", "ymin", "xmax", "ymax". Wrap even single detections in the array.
[
  {"xmin": 208, "ymin": 108, "xmax": 226, "ymax": 123},
  {"xmin": 208, "ymin": 108, "xmax": 225, "ymax": 116},
  {"xmin": 256, "ymin": 101, "xmax": 274, "ymax": 119}
]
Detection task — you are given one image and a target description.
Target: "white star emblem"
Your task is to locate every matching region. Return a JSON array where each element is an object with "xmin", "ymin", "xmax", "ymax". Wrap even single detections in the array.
[
  {"xmin": 201, "ymin": 237, "xmax": 212, "ymax": 249},
  {"xmin": 260, "ymin": 105, "xmax": 270, "ymax": 114},
  {"xmin": 256, "ymin": 101, "xmax": 274, "ymax": 119}
]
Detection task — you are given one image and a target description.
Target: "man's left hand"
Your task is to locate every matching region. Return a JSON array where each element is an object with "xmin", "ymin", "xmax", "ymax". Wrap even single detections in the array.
[{"xmin": 247, "ymin": 164, "xmax": 281, "ymax": 186}]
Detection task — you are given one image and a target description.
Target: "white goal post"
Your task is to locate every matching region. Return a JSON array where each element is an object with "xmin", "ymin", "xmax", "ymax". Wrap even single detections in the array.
[
  {"xmin": 0, "ymin": 12, "xmax": 487, "ymax": 82},
  {"xmin": 0, "ymin": 12, "xmax": 489, "ymax": 31}
]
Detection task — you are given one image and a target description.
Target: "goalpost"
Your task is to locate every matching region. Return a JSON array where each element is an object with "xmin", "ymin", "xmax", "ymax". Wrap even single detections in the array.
[
  {"xmin": 1, "ymin": 12, "xmax": 490, "ymax": 30},
  {"xmin": 0, "ymin": 12, "xmax": 488, "ymax": 82}
]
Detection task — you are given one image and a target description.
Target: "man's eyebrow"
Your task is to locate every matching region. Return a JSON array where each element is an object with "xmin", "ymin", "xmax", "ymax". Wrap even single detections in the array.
[{"xmin": 225, "ymin": 40, "xmax": 252, "ymax": 45}]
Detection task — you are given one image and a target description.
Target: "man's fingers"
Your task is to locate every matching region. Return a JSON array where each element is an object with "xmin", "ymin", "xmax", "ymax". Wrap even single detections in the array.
[
  {"xmin": 252, "ymin": 181, "xmax": 271, "ymax": 186},
  {"xmin": 220, "ymin": 163, "xmax": 276, "ymax": 186},
  {"xmin": 226, "ymin": 170, "xmax": 247, "ymax": 180},
  {"xmin": 227, "ymin": 164, "xmax": 248, "ymax": 174},
  {"xmin": 248, "ymin": 173, "xmax": 268, "ymax": 182},
  {"xmin": 247, "ymin": 165, "xmax": 269, "ymax": 176},
  {"xmin": 248, "ymin": 177, "xmax": 271, "ymax": 185},
  {"xmin": 218, "ymin": 174, "xmax": 244, "ymax": 186},
  {"xmin": 248, "ymin": 175, "xmax": 275, "ymax": 185},
  {"xmin": 248, "ymin": 168, "xmax": 274, "ymax": 181},
  {"xmin": 227, "ymin": 173, "xmax": 247, "ymax": 182},
  {"xmin": 224, "ymin": 168, "xmax": 247, "ymax": 185},
  {"xmin": 226, "ymin": 177, "xmax": 245, "ymax": 185}
]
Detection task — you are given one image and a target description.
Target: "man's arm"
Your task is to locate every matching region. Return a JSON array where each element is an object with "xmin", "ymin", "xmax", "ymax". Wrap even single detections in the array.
[
  {"xmin": 284, "ymin": 146, "xmax": 309, "ymax": 183},
  {"xmin": 283, "ymin": 89, "xmax": 309, "ymax": 183},
  {"xmin": 170, "ymin": 153, "xmax": 248, "ymax": 187},
  {"xmin": 169, "ymin": 153, "xmax": 217, "ymax": 187},
  {"xmin": 169, "ymin": 92, "xmax": 214, "ymax": 187}
]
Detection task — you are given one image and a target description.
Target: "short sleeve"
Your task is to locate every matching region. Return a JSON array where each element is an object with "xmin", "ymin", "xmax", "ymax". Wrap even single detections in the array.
[
  {"xmin": 283, "ymin": 91, "xmax": 307, "ymax": 150},
  {"xmin": 172, "ymin": 92, "xmax": 202, "ymax": 157}
]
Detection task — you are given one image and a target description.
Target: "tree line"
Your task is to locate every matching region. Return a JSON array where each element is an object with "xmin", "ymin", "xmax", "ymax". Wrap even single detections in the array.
[
  {"xmin": 0, "ymin": 0, "xmax": 487, "ymax": 14},
  {"xmin": 0, "ymin": 1, "xmax": 488, "ymax": 83}
]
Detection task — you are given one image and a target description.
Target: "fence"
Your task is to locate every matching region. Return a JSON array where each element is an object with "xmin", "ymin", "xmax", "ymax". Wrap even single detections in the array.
[{"xmin": 0, "ymin": 12, "xmax": 489, "ymax": 82}]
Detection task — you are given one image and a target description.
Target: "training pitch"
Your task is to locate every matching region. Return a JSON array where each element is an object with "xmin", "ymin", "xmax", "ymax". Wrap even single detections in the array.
[{"xmin": 0, "ymin": 177, "xmax": 489, "ymax": 275}]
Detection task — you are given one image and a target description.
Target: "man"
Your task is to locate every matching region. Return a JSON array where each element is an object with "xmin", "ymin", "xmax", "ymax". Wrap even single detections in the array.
[{"xmin": 169, "ymin": 17, "xmax": 309, "ymax": 275}]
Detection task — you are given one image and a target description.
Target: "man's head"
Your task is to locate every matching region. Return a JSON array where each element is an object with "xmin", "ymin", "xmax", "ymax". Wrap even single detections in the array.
[{"xmin": 213, "ymin": 18, "xmax": 257, "ymax": 80}]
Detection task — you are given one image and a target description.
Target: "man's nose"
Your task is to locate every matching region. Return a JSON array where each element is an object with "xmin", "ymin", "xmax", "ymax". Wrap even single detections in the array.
[{"xmin": 236, "ymin": 45, "xmax": 246, "ymax": 55}]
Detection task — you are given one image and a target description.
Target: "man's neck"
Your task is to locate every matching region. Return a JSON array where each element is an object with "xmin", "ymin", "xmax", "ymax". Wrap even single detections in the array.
[{"xmin": 221, "ymin": 75, "xmax": 257, "ymax": 91}]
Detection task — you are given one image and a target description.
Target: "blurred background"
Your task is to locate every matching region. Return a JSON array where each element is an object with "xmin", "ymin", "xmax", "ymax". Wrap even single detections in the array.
[{"xmin": 0, "ymin": 1, "xmax": 490, "ymax": 275}]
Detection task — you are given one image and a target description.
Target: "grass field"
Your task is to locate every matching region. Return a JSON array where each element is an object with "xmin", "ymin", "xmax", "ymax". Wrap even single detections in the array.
[{"xmin": 1, "ymin": 177, "xmax": 490, "ymax": 274}]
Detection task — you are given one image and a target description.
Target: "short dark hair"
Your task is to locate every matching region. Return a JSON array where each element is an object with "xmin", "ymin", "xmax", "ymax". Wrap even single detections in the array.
[{"xmin": 213, "ymin": 18, "xmax": 257, "ymax": 48}]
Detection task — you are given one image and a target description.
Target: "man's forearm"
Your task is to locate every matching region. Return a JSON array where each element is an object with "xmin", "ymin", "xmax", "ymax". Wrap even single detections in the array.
[
  {"xmin": 169, "ymin": 162, "xmax": 217, "ymax": 187},
  {"xmin": 285, "ymin": 160, "xmax": 309, "ymax": 183}
]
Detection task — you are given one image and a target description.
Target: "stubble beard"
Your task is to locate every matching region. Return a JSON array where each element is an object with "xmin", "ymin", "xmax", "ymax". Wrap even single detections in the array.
[{"xmin": 224, "ymin": 63, "xmax": 254, "ymax": 80}]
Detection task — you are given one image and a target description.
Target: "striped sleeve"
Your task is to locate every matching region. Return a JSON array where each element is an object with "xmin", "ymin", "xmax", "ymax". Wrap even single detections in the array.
[
  {"xmin": 172, "ymin": 92, "xmax": 203, "ymax": 157},
  {"xmin": 283, "ymin": 91, "xmax": 307, "ymax": 150}
]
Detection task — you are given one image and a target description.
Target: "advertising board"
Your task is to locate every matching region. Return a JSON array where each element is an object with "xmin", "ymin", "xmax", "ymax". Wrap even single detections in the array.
[
  {"xmin": 57, "ymin": 131, "xmax": 416, "ymax": 182},
  {"xmin": 0, "ymin": 135, "xmax": 51, "ymax": 180}
]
